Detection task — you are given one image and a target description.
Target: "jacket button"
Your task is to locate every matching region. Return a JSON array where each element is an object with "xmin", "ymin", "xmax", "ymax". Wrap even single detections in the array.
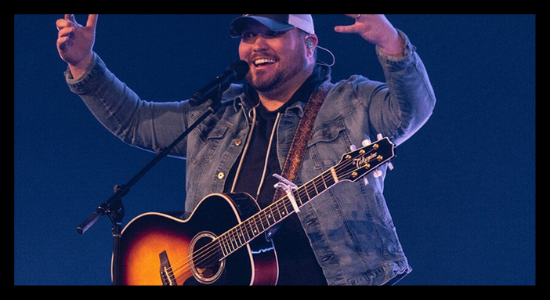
[
  {"xmin": 234, "ymin": 138, "xmax": 242, "ymax": 146},
  {"xmin": 217, "ymin": 172, "xmax": 225, "ymax": 180}
]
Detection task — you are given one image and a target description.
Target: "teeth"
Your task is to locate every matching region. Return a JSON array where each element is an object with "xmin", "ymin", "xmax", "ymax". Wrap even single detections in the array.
[{"xmin": 254, "ymin": 58, "xmax": 276, "ymax": 66}]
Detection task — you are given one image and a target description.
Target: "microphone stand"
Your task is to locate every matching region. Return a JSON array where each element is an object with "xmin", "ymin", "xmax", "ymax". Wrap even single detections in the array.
[{"xmin": 76, "ymin": 95, "xmax": 223, "ymax": 285}]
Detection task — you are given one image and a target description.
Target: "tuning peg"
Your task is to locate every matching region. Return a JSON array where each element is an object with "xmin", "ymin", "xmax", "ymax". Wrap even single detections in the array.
[
  {"xmin": 363, "ymin": 177, "xmax": 369, "ymax": 186},
  {"xmin": 362, "ymin": 138, "xmax": 372, "ymax": 147},
  {"xmin": 374, "ymin": 169, "xmax": 383, "ymax": 178},
  {"xmin": 388, "ymin": 162, "xmax": 394, "ymax": 171},
  {"xmin": 377, "ymin": 133, "xmax": 384, "ymax": 140},
  {"xmin": 350, "ymin": 144, "xmax": 357, "ymax": 151}
]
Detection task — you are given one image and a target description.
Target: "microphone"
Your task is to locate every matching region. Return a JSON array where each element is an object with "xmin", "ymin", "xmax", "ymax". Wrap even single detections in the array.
[{"xmin": 189, "ymin": 60, "xmax": 249, "ymax": 106}]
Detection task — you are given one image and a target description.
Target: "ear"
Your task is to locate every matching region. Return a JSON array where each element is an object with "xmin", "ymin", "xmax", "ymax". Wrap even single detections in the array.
[
  {"xmin": 305, "ymin": 35, "xmax": 318, "ymax": 49},
  {"xmin": 304, "ymin": 35, "xmax": 318, "ymax": 60}
]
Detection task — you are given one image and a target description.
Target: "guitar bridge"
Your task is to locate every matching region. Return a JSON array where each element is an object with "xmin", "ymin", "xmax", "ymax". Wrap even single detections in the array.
[{"xmin": 159, "ymin": 250, "xmax": 177, "ymax": 286}]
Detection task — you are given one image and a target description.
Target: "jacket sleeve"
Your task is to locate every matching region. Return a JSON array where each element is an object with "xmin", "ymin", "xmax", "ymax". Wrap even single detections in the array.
[
  {"xmin": 65, "ymin": 53, "xmax": 191, "ymax": 157},
  {"xmin": 367, "ymin": 30, "xmax": 436, "ymax": 146}
]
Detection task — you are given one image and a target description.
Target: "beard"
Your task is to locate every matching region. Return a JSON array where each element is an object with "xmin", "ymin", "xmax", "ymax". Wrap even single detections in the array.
[{"xmin": 247, "ymin": 52, "xmax": 308, "ymax": 94}]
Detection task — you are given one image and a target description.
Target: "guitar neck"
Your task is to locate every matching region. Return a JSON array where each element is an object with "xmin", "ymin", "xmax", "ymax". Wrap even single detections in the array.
[
  {"xmin": 217, "ymin": 168, "xmax": 337, "ymax": 258},
  {"xmin": 215, "ymin": 137, "xmax": 394, "ymax": 259}
]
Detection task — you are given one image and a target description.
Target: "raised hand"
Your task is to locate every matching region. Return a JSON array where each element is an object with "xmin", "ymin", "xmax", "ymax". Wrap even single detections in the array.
[
  {"xmin": 334, "ymin": 14, "xmax": 404, "ymax": 56},
  {"xmin": 56, "ymin": 14, "xmax": 98, "ymax": 77}
]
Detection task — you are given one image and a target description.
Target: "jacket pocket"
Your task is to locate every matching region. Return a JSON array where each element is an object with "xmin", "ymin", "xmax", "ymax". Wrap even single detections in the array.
[
  {"xmin": 307, "ymin": 117, "xmax": 351, "ymax": 170},
  {"xmin": 196, "ymin": 117, "xmax": 231, "ymax": 144},
  {"xmin": 191, "ymin": 118, "xmax": 231, "ymax": 166}
]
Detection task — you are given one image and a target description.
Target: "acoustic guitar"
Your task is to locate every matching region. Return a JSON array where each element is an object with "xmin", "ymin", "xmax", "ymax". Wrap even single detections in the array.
[{"xmin": 115, "ymin": 137, "xmax": 395, "ymax": 285}]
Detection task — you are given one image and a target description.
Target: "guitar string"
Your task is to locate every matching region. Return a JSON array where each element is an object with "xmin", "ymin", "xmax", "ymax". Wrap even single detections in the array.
[
  {"xmin": 167, "ymin": 193, "xmax": 296, "ymax": 280},
  {"xmin": 167, "ymin": 147, "xmax": 384, "ymax": 281}
]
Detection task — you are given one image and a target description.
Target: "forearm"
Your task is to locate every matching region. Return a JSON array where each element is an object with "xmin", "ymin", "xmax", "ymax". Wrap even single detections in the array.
[
  {"xmin": 66, "ymin": 53, "xmax": 140, "ymax": 140},
  {"xmin": 375, "ymin": 30, "xmax": 436, "ymax": 145},
  {"xmin": 65, "ymin": 53, "xmax": 194, "ymax": 157}
]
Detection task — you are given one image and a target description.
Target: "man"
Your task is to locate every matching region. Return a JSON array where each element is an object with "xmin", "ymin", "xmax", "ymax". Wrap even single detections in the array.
[{"xmin": 56, "ymin": 14, "xmax": 435, "ymax": 285}]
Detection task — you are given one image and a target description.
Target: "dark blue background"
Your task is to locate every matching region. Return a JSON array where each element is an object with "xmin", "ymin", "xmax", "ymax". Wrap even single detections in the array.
[{"xmin": 14, "ymin": 14, "xmax": 536, "ymax": 285}]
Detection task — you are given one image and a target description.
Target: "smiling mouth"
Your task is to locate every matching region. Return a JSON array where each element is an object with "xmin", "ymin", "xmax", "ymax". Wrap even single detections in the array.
[{"xmin": 253, "ymin": 58, "xmax": 276, "ymax": 67}]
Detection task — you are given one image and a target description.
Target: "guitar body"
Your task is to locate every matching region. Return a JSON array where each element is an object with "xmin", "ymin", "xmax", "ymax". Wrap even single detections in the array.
[{"xmin": 116, "ymin": 193, "xmax": 278, "ymax": 286}]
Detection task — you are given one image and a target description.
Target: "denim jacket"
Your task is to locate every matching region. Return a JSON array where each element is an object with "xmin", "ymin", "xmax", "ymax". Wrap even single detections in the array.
[{"xmin": 66, "ymin": 31, "xmax": 435, "ymax": 285}]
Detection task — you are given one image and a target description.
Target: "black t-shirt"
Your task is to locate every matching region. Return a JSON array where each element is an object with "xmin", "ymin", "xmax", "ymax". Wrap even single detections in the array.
[{"xmin": 223, "ymin": 67, "xmax": 328, "ymax": 285}]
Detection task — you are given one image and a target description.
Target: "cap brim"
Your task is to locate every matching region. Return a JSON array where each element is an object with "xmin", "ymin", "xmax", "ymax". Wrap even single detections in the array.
[{"xmin": 229, "ymin": 16, "xmax": 294, "ymax": 38}]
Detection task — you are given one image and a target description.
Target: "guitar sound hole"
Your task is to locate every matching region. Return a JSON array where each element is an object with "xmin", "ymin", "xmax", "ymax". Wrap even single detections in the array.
[{"xmin": 189, "ymin": 231, "xmax": 225, "ymax": 284}]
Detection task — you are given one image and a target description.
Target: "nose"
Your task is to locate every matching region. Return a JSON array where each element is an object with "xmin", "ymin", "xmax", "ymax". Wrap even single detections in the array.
[{"xmin": 252, "ymin": 35, "xmax": 269, "ymax": 52}]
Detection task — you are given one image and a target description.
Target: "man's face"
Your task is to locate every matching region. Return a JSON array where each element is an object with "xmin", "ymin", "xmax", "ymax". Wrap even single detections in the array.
[{"xmin": 238, "ymin": 22, "xmax": 309, "ymax": 94}]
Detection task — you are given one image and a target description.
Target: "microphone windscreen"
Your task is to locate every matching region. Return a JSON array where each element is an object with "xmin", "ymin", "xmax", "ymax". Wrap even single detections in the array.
[{"xmin": 228, "ymin": 60, "xmax": 249, "ymax": 80}]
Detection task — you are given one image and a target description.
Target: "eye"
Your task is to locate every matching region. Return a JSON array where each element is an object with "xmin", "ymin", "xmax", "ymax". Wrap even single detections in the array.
[
  {"xmin": 265, "ymin": 30, "xmax": 285, "ymax": 38},
  {"xmin": 241, "ymin": 32, "xmax": 256, "ymax": 42},
  {"xmin": 240, "ymin": 30, "xmax": 285, "ymax": 43}
]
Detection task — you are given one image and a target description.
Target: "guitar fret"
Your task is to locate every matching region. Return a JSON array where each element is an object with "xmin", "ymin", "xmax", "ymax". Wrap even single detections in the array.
[
  {"xmin": 241, "ymin": 224, "xmax": 248, "ymax": 241},
  {"xmin": 312, "ymin": 178, "xmax": 319, "ymax": 195},
  {"xmin": 229, "ymin": 233, "xmax": 237, "ymax": 250},
  {"xmin": 329, "ymin": 167, "xmax": 339, "ymax": 184},
  {"xmin": 278, "ymin": 199, "xmax": 289, "ymax": 218},
  {"xmin": 264, "ymin": 209, "xmax": 272, "ymax": 227},
  {"xmin": 255, "ymin": 214, "xmax": 264, "ymax": 233},
  {"xmin": 295, "ymin": 189, "xmax": 304, "ymax": 206},
  {"xmin": 224, "ymin": 234, "xmax": 234, "ymax": 254},
  {"xmin": 320, "ymin": 172, "xmax": 328, "ymax": 189},
  {"xmin": 270, "ymin": 205, "xmax": 278, "ymax": 222},
  {"xmin": 273, "ymin": 202, "xmax": 284, "ymax": 220},
  {"xmin": 325, "ymin": 171, "xmax": 336, "ymax": 186},
  {"xmin": 219, "ymin": 236, "xmax": 228, "ymax": 257},
  {"xmin": 307, "ymin": 183, "xmax": 317, "ymax": 198},
  {"xmin": 297, "ymin": 189, "xmax": 306, "ymax": 204},
  {"xmin": 260, "ymin": 211, "xmax": 270, "ymax": 230},
  {"xmin": 315, "ymin": 177, "xmax": 324, "ymax": 194},
  {"xmin": 304, "ymin": 186, "xmax": 311, "ymax": 200},
  {"xmin": 243, "ymin": 223, "xmax": 252, "ymax": 241},
  {"xmin": 249, "ymin": 216, "xmax": 257, "ymax": 236},
  {"xmin": 236, "ymin": 225, "xmax": 244, "ymax": 245},
  {"xmin": 233, "ymin": 230, "xmax": 241, "ymax": 248},
  {"xmin": 224, "ymin": 235, "xmax": 232, "ymax": 254}
]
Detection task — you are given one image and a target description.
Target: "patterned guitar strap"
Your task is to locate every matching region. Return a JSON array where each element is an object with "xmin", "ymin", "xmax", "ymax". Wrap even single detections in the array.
[{"xmin": 266, "ymin": 81, "xmax": 334, "ymax": 240}]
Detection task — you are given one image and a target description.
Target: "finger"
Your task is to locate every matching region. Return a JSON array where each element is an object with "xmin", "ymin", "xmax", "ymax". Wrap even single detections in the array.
[
  {"xmin": 67, "ymin": 14, "xmax": 76, "ymax": 23},
  {"xmin": 334, "ymin": 24, "xmax": 359, "ymax": 34},
  {"xmin": 86, "ymin": 14, "xmax": 98, "ymax": 29},
  {"xmin": 56, "ymin": 18, "xmax": 69, "ymax": 30},
  {"xmin": 58, "ymin": 35, "xmax": 69, "ymax": 48},
  {"xmin": 57, "ymin": 27, "xmax": 74, "ymax": 52},
  {"xmin": 61, "ymin": 14, "xmax": 77, "ymax": 28},
  {"xmin": 58, "ymin": 35, "xmax": 70, "ymax": 52},
  {"xmin": 58, "ymin": 27, "xmax": 75, "ymax": 38}
]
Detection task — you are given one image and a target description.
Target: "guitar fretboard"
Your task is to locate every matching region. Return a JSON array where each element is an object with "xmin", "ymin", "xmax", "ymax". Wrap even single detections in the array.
[
  {"xmin": 212, "ymin": 137, "xmax": 394, "ymax": 260},
  {"xmin": 217, "ymin": 168, "xmax": 338, "ymax": 258}
]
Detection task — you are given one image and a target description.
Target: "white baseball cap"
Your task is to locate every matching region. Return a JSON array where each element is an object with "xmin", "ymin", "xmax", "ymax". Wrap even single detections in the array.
[{"xmin": 229, "ymin": 14, "xmax": 315, "ymax": 38}]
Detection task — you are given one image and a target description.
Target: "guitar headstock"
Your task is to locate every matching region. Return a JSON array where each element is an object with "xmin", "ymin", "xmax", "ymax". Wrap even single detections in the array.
[{"xmin": 335, "ymin": 137, "xmax": 395, "ymax": 182}]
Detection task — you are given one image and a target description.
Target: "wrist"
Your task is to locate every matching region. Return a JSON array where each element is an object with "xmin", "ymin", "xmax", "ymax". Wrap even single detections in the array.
[
  {"xmin": 68, "ymin": 53, "xmax": 94, "ymax": 79},
  {"xmin": 377, "ymin": 30, "xmax": 405, "ymax": 57}
]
